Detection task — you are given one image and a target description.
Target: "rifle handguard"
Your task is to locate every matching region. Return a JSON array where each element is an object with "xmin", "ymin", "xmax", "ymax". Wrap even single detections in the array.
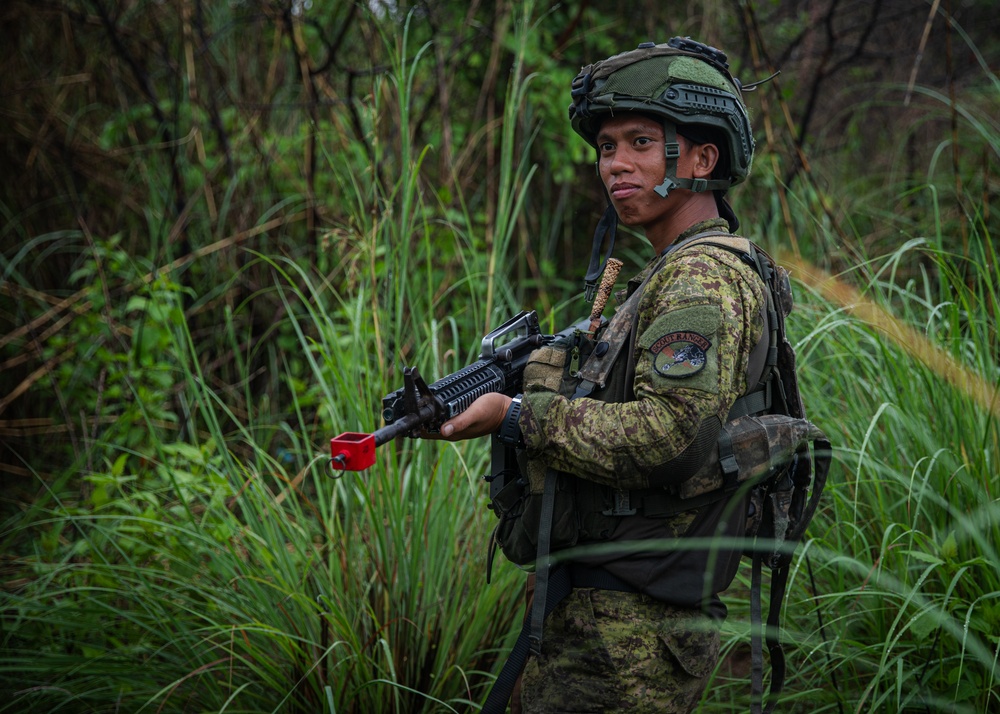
[{"xmin": 329, "ymin": 310, "xmax": 552, "ymax": 473}]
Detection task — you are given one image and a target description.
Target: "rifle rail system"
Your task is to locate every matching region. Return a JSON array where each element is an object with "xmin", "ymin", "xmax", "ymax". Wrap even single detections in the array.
[{"xmin": 330, "ymin": 310, "xmax": 551, "ymax": 472}]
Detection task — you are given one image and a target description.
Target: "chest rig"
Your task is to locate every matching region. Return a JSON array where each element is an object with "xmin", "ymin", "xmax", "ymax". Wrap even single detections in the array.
[
  {"xmin": 483, "ymin": 233, "xmax": 831, "ymax": 714},
  {"xmin": 487, "ymin": 232, "xmax": 778, "ymax": 573}
]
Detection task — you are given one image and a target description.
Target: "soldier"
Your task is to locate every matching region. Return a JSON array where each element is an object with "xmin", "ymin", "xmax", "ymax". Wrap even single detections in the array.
[{"xmin": 438, "ymin": 38, "xmax": 768, "ymax": 713}]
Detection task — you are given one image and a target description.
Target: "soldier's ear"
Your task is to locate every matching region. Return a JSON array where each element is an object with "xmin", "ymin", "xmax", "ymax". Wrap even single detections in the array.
[{"xmin": 693, "ymin": 143, "xmax": 720, "ymax": 178}]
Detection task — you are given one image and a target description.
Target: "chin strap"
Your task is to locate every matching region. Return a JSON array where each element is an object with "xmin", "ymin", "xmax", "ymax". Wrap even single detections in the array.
[
  {"xmin": 654, "ymin": 121, "xmax": 731, "ymax": 198},
  {"xmin": 585, "ymin": 121, "xmax": 733, "ymax": 298},
  {"xmin": 583, "ymin": 204, "xmax": 619, "ymax": 302}
]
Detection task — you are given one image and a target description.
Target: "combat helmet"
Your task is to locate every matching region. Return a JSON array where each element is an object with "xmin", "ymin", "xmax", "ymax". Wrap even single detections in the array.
[
  {"xmin": 571, "ymin": 37, "xmax": 760, "ymax": 298},
  {"xmin": 570, "ymin": 37, "xmax": 755, "ymax": 195}
]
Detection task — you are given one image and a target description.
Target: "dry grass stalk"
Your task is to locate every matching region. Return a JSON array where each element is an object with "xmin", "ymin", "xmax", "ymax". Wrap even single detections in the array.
[{"xmin": 779, "ymin": 249, "xmax": 1000, "ymax": 419}]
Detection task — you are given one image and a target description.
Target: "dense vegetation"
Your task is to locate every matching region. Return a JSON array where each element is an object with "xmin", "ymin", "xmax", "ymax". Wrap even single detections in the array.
[{"xmin": 2, "ymin": 0, "xmax": 998, "ymax": 711}]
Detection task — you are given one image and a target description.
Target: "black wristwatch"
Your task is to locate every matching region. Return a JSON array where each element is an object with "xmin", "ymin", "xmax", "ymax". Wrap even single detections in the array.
[{"xmin": 497, "ymin": 394, "xmax": 524, "ymax": 448}]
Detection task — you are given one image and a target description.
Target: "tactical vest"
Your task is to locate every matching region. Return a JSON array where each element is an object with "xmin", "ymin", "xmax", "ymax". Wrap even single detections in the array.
[
  {"xmin": 483, "ymin": 233, "xmax": 831, "ymax": 714},
  {"xmin": 489, "ymin": 233, "xmax": 781, "ymax": 569}
]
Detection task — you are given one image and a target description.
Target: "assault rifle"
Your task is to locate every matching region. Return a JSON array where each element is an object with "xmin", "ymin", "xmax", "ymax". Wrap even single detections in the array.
[{"xmin": 330, "ymin": 310, "xmax": 581, "ymax": 473}]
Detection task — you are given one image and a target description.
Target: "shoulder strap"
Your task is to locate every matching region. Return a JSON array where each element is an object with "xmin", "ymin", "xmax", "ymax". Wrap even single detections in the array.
[
  {"xmin": 481, "ymin": 554, "xmax": 572, "ymax": 714},
  {"xmin": 751, "ymin": 552, "xmax": 787, "ymax": 714},
  {"xmin": 574, "ymin": 250, "xmax": 670, "ymax": 395},
  {"xmin": 675, "ymin": 232, "xmax": 753, "ymax": 255},
  {"xmin": 679, "ymin": 236, "xmax": 784, "ymax": 420},
  {"xmin": 675, "ymin": 234, "xmax": 814, "ymax": 714}
]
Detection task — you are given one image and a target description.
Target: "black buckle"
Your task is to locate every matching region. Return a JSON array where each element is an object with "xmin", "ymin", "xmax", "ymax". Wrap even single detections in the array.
[{"xmin": 602, "ymin": 489, "xmax": 637, "ymax": 516}]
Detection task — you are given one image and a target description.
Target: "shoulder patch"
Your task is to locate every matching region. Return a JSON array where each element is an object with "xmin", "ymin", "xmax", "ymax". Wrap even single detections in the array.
[
  {"xmin": 650, "ymin": 331, "xmax": 712, "ymax": 378},
  {"xmin": 636, "ymin": 301, "xmax": 722, "ymax": 394}
]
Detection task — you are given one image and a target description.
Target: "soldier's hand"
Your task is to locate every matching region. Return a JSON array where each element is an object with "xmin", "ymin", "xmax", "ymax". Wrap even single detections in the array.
[{"xmin": 432, "ymin": 393, "xmax": 513, "ymax": 442}]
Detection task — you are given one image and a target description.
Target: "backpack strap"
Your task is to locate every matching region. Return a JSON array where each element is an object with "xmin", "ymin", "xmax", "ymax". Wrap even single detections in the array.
[
  {"xmin": 481, "ymin": 545, "xmax": 569, "ymax": 714},
  {"xmin": 480, "ymin": 561, "xmax": 638, "ymax": 713},
  {"xmin": 686, "ymin": 237, "xmax": 780, "ymax": 422},
  {"xmin": 481, "ymin": 466, "xmax": 562, "ymax": 714},
  {"xmin": 751, "ymin": 552, "xmax": 787, "ymax": 714},
  {"xmin": 750, "ymin": 433, "xmax": 832, "ymax": 713},
  {"xmin": 528, "ymin": 468, "xmax": 559, "ymax": 656}
]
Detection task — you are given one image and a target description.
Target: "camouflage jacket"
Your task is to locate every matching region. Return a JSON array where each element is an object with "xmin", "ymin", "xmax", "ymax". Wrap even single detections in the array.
[
  {"xmin": 517, "ymin": 218, "xmax": 768, "ymax": 611},
  {"xmin": 520, "ymin": 218, "xmax": 766, "ymax": 488}
]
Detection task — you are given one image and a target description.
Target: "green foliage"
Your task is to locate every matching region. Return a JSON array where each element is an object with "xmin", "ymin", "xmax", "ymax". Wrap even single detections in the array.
[
  {"xmin": 2, "ymin": 4, "xmax": 542, "ymax": 712},
  {"xmin": 2, "ymin": 1, "xmax": 1000, "ymax": 712},
  {"xmin": 791, "ymin": 240, "xmax": 999, "ymax": 712}
]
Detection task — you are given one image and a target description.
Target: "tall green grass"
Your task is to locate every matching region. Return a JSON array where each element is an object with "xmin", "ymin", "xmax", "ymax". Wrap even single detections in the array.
[
  {"xmin": 714, "ymin": 201, "xmax": 998, "ymax": 712},
  {"xmin": 3, "ymin": 5, "xmax": 999, "ymax": 714},
  {"xmin": 0, "ymin": 6, "xmax": 541, "ymax": 713}
]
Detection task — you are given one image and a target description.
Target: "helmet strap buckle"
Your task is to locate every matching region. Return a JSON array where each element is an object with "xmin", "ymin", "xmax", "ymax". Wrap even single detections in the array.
[
  {"xmin": 655, "ymin": 122, "xmax": 682, "ymax": 199},
  {"xmin": 654, "ymin": 178, "xmax": 678, "ymax": 198},
  {"xmin": 690, "ymin": 177, "xmax": 709, "ymax": 193}
]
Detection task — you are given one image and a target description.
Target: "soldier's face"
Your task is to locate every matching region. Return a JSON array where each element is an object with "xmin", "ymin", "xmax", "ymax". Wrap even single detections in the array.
[{"xmin": 596, "ymin": 114, "xmax": 698, "ymax": 234}]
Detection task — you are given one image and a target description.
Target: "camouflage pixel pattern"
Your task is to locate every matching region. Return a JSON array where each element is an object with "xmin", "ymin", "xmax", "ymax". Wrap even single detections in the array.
[
  {"xmin": 510, "ymin": 220, "xmax": 768, "ymax": 711},
  {"xmin": 519, "ymin": 589, "xmax": 719, "ymax": 713},
  {"xmin": 519, "ymin": 219, "xmax": 767, "ymax": 492},
  {"xmin": 676, "ymin": 413, "xmax": 827, "ymax": 500}
]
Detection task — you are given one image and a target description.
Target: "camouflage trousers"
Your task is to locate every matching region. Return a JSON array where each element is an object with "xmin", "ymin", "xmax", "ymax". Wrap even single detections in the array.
[{"xmin": 519, "ymin": 588, "xmax": 720, "ymax": 714}]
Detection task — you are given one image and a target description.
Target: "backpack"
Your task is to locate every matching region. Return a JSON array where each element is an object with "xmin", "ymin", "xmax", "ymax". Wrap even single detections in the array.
[
  {"xmin": 707, "ymin": 239, "xmax": 831, "ymax": 713},
  {"xmin": 482, "ymin": 236, "xmax": 831, "ymax": 714}
]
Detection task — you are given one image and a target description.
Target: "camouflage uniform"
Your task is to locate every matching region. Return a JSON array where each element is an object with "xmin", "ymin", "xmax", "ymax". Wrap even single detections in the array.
[
  {"xmin": 520, "ymin": 590, "xmax": 720, "ymax": 713},
  {"xmin": 517, "ymin": 217, "xmax": 767, "ymax": 712}
]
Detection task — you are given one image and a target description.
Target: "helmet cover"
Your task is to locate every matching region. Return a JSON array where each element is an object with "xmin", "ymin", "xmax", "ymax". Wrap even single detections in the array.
[{"xmin": 569, "ymin": 38, "xmax": 755, "ymax": 186}]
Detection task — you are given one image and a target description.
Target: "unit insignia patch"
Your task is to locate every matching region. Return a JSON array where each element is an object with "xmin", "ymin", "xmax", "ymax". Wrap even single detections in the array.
[{"xmin": 649, "ymin": 331, "xmax": 711, "ymax": 378}]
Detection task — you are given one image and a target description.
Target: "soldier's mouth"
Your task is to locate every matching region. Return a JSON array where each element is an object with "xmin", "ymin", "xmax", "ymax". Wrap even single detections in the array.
[{"xmin": 610, "ymin": 182, "xmax": 640, "ymax": 200}]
